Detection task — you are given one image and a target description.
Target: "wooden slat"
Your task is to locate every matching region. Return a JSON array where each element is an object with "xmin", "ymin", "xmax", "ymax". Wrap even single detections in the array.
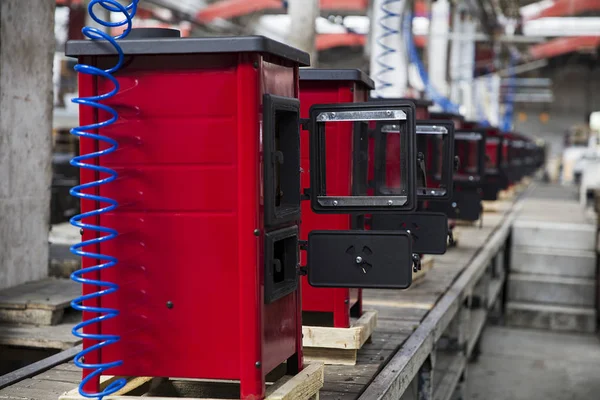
[
  {"xmin": 467, "ymin": 309, "xmax": 487, "ymax": 356},
  {"xmin": 432, "ymin": 352, "xmax": 467, "ymax": 400},
  {"xmin": 0, "ymin": 278, "xmax": 79, "ymax": 326},
  {"xmin": 0, "ymin": 346, "xmax": 81, "ymax": 390},
  {"xmin": 0, "ymin": 378, "xmax": 77, "ymax": 400},
  {"xmin": 0, "ymin": 321, "xmax": 81, "ymax": 350},
  {"xmin": 303, "ymin": 310, "xmax": 377, "ymax": 350},
  {"xmin": 0, "ymin": 278, "xmax": 78, "ymax": 311}
]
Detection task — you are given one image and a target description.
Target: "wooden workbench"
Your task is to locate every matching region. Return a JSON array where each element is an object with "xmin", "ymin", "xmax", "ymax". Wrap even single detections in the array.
[{"xmin": 0, "ymin": 188, "xmax": 525, "ymax": 400}]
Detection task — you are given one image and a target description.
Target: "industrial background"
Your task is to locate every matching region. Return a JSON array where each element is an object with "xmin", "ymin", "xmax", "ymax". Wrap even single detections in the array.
[{"xmin": 0, "ymin": 1, "xmax": 599, "ymax": 400}]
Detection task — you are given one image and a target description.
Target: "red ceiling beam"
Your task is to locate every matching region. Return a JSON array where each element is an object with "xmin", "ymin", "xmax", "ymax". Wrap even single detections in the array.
[
  {"xmin": 317, "ymin": 33, "xmax": 426, "ymax": 51},
  {"xmin": 196, "ymin": 0, "xmax": 281, "ymax": 23},
  {"xmin": 529, "ymin": 36, "xmax": 600, "ymax": 59},
  {"xmin": 320, "ymin": 0, "xmax": 368, "ymax": 10},
  {"xmin": 56, "ymin": 0, "xmax": 83, "ymax": 5},
  {"xmin": 525, "ymin": 0, "xmax": 600, "ymax": 20},
  {"xmin": 316, "ymin": 33, "xmax": 365, "ymax": 50},
  {"xmin": 196, "ymin": 0, "xmax": 377, "ymax": 23}
]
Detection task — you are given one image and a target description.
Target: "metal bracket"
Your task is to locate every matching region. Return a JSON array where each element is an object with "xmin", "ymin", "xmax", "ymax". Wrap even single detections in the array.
[
  {"xmin": 412, "ymin": 253, "xmax": 421, "ymax": 273},
  {"xmin": 448, "ymin": 229, "xmax": 456, "ymax": 248},
  {"xmin": 300, "ymin": 118, "xmax": 310, "ymax": 130},
  {"xmin": 306, "ymin": 230, "xmax": 413, "ymax": 289},
  {"xmin": 371, "ymin": 212, "xmax": 449, "ymax": 255},
  {"xmin": 300, "ymin": 188, "xmax": 311, "ymax": 201}
]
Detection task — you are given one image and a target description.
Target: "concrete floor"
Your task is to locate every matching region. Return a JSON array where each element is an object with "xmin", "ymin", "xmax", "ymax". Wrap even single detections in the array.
[{"xmin": 468, "ymin": 326, "xmax": 600, "ymax": 400}]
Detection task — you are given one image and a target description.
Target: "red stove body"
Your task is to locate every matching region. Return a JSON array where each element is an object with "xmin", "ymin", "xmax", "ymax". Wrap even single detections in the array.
[
  {"xmin": 412, "ymin": 99, "xmax": 432, "ymax": 120},
  {"xmin": 66, "ymin": 29, "xmax": 310, "ymax": 399},
  {"xmin": 299, "ymin": 69, "xmax": 373, "ymax": 328}
]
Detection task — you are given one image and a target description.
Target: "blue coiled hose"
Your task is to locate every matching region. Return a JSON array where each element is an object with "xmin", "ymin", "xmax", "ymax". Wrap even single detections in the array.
[
  {"xmin": 69, "ymin": 1, "xmax": 139, "ymax": 398},
  {"xmin": 374, "ymin": 0, "xmax": 403, "ymax": 95},
  {"xmin": 403, "ymin": 12, "xmax": 461, "ymax": 114},
  {"xmin": 502, "ymin": 53, "xmax": 517, "ymax": 132}
]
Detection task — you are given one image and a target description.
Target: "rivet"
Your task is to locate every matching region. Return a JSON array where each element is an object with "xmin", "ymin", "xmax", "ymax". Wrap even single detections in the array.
[
  {"xmin": 253, "ymin": 61, "xmax": 259, "ymax": 68},
  {"xmin": 166, "ymin": 301, "xmax": 173, "ymax": 309},
  {"xmin": 253, "ymin": 229, "xmax": 260, "ymax": 236},
  {"xmin": 387, "ymin": 200, "xmax": 393, "ymax": 205},
  {"xmin": 332, "ymin": 200, "xmax": 338, "ymax": 206},
  {"xmin": 255, "ymin": 361, "xmax": 261, "ymax": 368},
  {"xmin": 355, "ymin": 256, "xmax": 363, "ymax": 264},
  {"xmin": 79, "ymin": 229, "xmax": 84, "ymax": 235}
]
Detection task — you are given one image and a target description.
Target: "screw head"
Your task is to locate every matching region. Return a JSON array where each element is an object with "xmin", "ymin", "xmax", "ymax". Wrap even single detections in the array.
[
  {"xmin": 331, "ymin": 112, "xmax": 336, "ymax": 118},
  {"xmin": 406, "ymin": 230, "xmax": 411, "ymax": 235},
  {"xmin": 355, "ymin": 256, "xmax": 363, "ymax": 264},
  {"xmin": 166, "ymin": 301, "xmax": 173, "ymax": 309},
  {"xmin": 253, "ymin": 61, "xmax": 259, "ymax": 68},
  {"xmin": 253, "ymin": 229, "xmax": 260, "ymax": 236},
  {"xmin": 386, "ymin": 110, "xmax": 392, "ymax": 115},
  {"xmin": 255, "ymin": 361, "xmax": 261, "ymax": 368},
  {"xmin": 387, "ymin": 200, "xmax": 393, "ymax": 206},
  {"xmin": 452, "ymin": 202, "xmax": 457, "ymax": 208},
  {"xmin": 332, "ymin": 200, "xmax": 338, "ymax": 206},
  {"xmin": 79, "ymin": 229, "xmax": 84, "ymax": 235}
]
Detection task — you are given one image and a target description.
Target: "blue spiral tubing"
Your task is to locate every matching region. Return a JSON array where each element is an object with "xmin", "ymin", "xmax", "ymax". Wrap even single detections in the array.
[
  {"xmin": 501, "ymin": 53, "xmax": 517, "ymax": 132},
  {"xmin": 69, "ymin": 1, "xmax": 139, "ymax": 399},
  {"xmin": 403, "ymin": 12, "xmax": 460, "ymax": 114},
  {"xmin": 374, "ymin": 0, "xmax": 403, "ymax": 95}
]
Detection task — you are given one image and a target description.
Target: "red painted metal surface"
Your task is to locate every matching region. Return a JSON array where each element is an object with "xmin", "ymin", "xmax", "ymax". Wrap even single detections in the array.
[
  {"xmin": 529, "ymin": 36, "xmax": 600, "ymax": 60},
  {"xmin": 524, "ymin": 0, "xmax": 600, "ymax": 20},
  {"xmin": 316, "ymin": 34, "xmax": 366, "ymax": 51},
  {"xmin": 76, "ymin": 52, "xmax": 302, "ymax": 399},
  {"xmin": 299, "ymin": 79, "xmax": 368, "ymax": 328},
  {"xmin": 196, "ymin": 0, "xmax": 370, "ymax": 23},
  {"xmin": 196, "ymin": 0, "xmax": 282, "ymax": 23}
]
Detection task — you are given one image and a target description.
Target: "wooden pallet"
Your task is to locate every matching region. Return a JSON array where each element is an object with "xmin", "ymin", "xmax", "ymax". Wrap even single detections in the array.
[
  {"xmin": 59, "ymin": 363, "xmax": 324, "ymax": 400},
  {"xmin": 454, "ymin": 219, "xmax": 478, "ymax": 227},
  {"xmin": 498, "ymin": 187, "xmax": 515, "ymax": 201},
  {"xmin": 303, "ymin": 310, "xmax": 377, "ymax": 366},
  {"xmin": 0, "ymin": 318, "xmax": 81, "ymax": 350},
  {"xmin": 0, "ymin": 278, "xmax": 79, "ymax": 326},
  {"xmin": 482, "ymin": 200, "xmax": 510, "ymax": 213},
  {"xmin": 412, "ymin": 255, "xmax": 434, "ymax": 284}
]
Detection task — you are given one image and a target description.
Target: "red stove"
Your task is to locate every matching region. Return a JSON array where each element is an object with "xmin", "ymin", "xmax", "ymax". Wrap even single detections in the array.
[
  {"xmin": 482, "ymin": 126, "xmax": 509, "ymax": 200},
  {"xmin": 410, "ymin": 98, "xmax": 433, "ymax": 120},
  {"xmin": 298, "ymin": 69, "xmax": 374, "ymax": 328},
  {"xmin": 66, "ymin": 28, "xmax": 310, "ymax": 398}
]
